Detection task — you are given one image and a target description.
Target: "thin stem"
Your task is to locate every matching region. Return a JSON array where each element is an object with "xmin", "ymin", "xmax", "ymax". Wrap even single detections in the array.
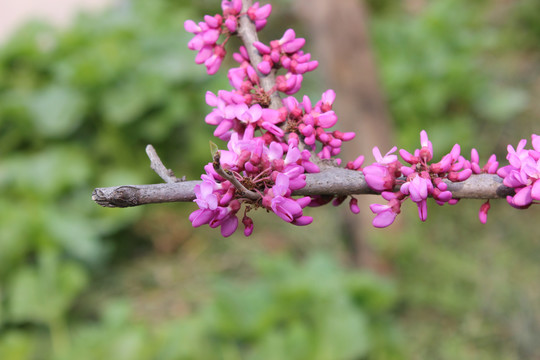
[
  {"xmin": 146, "ymin": 144, "xmax": 184, "ymax": 183},
  {"xmin": 213, "ymin": 152, "xmax": 260, "ymax": 201}
]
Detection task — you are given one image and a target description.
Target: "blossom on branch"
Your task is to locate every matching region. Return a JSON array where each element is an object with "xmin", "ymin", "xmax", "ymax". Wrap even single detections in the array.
[
  {"xmin": 497, "ymin": 134, "xmax": 540, "ymax": 209},
  {"xmin": 365, "ymin": 130, "xmax": 474, "ymax": 227},
  {"xmin": 184, "ymin": 1, "xmax": 271, "ymax": 75},
  {"xmin": 190, "ymin": 134, "xmax": 316, "ymax": 236}
]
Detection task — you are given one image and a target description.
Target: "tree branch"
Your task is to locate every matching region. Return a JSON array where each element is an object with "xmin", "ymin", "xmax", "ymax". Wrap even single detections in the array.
[
  {"xmin": 91, "ymin": 4, "xmax": 514, "ymax": 211},
  {"xmin": 92, "ymin": 171, "xmax": 514, "ymax": 208}
]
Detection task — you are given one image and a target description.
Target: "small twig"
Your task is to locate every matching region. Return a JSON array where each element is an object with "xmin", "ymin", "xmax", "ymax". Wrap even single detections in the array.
[
  {"xmin": 146, "ymin": 144, "xmax": 184, "ymax": 183},
  {"xmin": 213, "ymin": 152, "xmax": 260, "ymax": 201}
]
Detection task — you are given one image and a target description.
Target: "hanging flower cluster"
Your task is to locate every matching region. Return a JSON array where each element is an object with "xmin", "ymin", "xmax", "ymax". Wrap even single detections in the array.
[{"xmin": 184, "ymin": 0, "xmax": 537, "ymax": 237}]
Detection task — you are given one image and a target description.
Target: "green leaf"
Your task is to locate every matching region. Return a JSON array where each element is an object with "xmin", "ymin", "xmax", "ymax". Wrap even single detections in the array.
[{"xmin": 209, "ymin": 141, "xmax": 219, "ymax": 157}]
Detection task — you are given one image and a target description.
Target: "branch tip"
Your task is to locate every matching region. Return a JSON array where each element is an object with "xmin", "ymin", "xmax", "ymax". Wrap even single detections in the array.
[{"xmin": 146, "ymin": 144, "xmax": 183, "ymax": 183}]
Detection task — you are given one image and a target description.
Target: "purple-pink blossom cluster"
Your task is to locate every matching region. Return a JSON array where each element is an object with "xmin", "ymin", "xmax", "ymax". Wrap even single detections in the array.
[
  {"xmin": 283, "ymin": 90, "xmax": 355, "ymax": 159},
  {"xmin": 189, "ymin": 134, "xmax": 315, "ymax": 236},
  {"xmin": 364, "ymin": 130, "xmax": 475, "ymax": 228},
  {"xmin": 253, "ymin": 29, "xmax": 318, "ymax": 94},
  {"xmin": 184, "ymin": 1, "xmax": 271, "ymax": 74},
  {"xmin": 497, "ymin": 134, "xmax": 540, "ymax": 209},
  {"xmin": 205, "ymin": 90, "xmax": 284, "ymax": 141},
  {"xmin": 227, "ymin": 28, "xmax": 319, "ymax": 97},
  {"xmin": 185, "ymin": 1, "xmax": 359, "ymax": 237}
]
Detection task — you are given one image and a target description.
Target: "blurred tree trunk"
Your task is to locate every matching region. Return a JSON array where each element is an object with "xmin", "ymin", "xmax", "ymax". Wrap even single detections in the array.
[{"xmin": 294, "ymin": 0, "xmax": 396, "ymax": 271}]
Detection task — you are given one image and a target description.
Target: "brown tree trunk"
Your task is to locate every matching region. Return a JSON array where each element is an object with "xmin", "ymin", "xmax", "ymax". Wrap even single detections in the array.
[{"xmin": 295, "ymin": 0, "xmax": 396, "ymax": 271}]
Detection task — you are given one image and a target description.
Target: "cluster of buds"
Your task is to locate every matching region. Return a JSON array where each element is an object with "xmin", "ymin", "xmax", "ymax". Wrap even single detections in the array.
[
  {"xmin": 497, "ymin": 135, "xmax": 540, "ymax": 209},
  {"xmin": 226, "ymin": 31, "xmax": 318, "ymax": 99},
  {"xmin": 184, "ymin": 1, "xmax": 271, "ymax": 74},
  {"xmin": 190, "ymin": 134, "xmax": 315, "ymax": 236},
  {"xmin": 364, "ymin": 131, "xmax": 478, "ymax": 227},
  {"xmin": 205, "ymin": 90, "xmax": 284, "ymax": 141},
  {"xmin": 253, "ymin": 29, "xmax": 318, "ymax": 94},
  {"xmin": 283, "ymin": 90, "xmax": 355, "ymax": 159}
]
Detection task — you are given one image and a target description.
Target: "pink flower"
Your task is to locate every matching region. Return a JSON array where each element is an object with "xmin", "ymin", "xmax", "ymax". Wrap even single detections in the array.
[
  {"xmin": 242, "ymin": 215, "xmax": 254, "ymax": 236},
  {"xmin": 497, "ymin": 135, "xmax": 540, "ymax": 209},
  {"xmin": 467, "ymin": 149, "xmax": 499, "ymax": 174},
  {"xmin": 184, "ymin": 15, "xmax": 227, "ymax": 74},
  {"xmin": 369, "ymin": 196, "xmax": 401, "ymax": 228},
  {"xmin": 373, "ymin": 146, "xmax": 398, "ymax": 164},
  {"xmin": 402, "ymin": 174, "xmax": 431, "ymax": 203},
  {"xmin": 194, "ymin": 180, "xmax": 219, "ymax": 211},
  {"xmin": 349, "ymin": 197, "xmax": 360, "ymax": 214},
  {"xmin": 221, "ymin": 0, "xmax": 242, "ymax": 32},
  {"xmin": 363, "ymin": 164, "xmax": 395, "ymax": 191},
  {"xmin": 419, "ymin": 129, "xmax": 433, "ymax": 162},
  {"xmin": 346, "ymin": 155, "xmax": 364, "ymax": 171},
  {"xmin": 247, "ymin": 2, "xmax": 272, "ymax": 31},
  {"xmin": 219, "ymin": 212, "xmax": 239, "ymax": 237},
  {"xmin": 271, "ymin": 196, "xmax": 303, "ymax": 222},
  {"xmin": 479, "ymin": 200, "xmax": 490, "ymax": 224}
]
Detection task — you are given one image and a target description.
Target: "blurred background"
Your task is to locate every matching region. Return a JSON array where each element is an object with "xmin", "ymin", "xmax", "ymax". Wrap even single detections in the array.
[{"xmin": 0, "ymin": 0, "xmax": 539, "ymax": 359}]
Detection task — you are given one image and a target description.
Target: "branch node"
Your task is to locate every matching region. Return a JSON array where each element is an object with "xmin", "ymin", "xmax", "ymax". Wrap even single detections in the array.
[{"xmin": 213, "ymin": 152, "xmax": 260, "ymax": 201}]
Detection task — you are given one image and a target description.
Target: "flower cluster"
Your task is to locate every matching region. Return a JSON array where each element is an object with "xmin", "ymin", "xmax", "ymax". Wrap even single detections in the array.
[
  {"xmin": 283, "ymin": 90, "xmax": 355, "ymax": 159},
  {"xmin": 205, "ymin": 90, "xmax": 284, "ymax": 141},
  {"xmin": 184, "ymin": 1, "xmax": 271, "ymax": 74},
  {"xmin": 227, "ymin": 29, "xmax": 319, "ymax": 99},
  {"xmin": 497, "ymin": 134, "xmax": 540, "ymax": 209},
  {"xmin": 189, "ymin": 134, "xmax": 314, "ymax": 236},
  {"xmin": 364, "ymin": 130, "xmax": 474, "ymax": 228},
  {"xmin": 253, "ymin": 29, "xmax": 318, "ymax": 94},
  {"xmin": 185, "ymin": 1, "xmax": 360, "ymax": 237}
]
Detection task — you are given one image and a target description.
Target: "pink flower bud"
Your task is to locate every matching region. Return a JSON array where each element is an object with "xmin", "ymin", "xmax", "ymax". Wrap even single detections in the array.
[
  {"xmin": 253, "ymin": 41, "xmax": 270, "ymax": 54},
  {"xmin": 184, "ymin": 20, "xmax": 201, "ymax": 33},
  {"xmin": 478, "ymin": 200, "xmax": 490, "ymax": 224},
  {"xmin": 349, "ymin": 197, "xmax": 360, "ymax": 214}
]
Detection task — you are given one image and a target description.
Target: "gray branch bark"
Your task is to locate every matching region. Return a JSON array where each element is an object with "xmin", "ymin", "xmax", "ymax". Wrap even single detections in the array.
[{"xmin": 92, "ymin": 171, "xmax": 513, "ymax": 208}]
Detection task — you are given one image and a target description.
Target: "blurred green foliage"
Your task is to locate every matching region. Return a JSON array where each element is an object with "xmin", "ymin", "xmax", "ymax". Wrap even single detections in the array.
[
  {"xmin": 370, "ymin": 0, "xmax": 529, "ymax": 152},
  {"xmin": 1, "ymin": 254, "xmax": 402, "ymax": 360}
]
